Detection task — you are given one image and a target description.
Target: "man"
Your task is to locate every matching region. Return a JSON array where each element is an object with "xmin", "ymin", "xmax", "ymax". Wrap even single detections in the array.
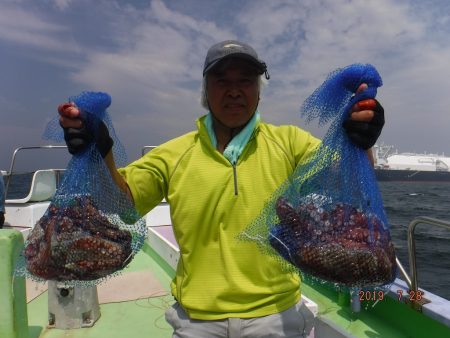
[
  {"xmin": 0, "ymin": 173, "xmax": 5, "ymax": 228},
  {"xmin": 59, "ymin": 40, "xmax": 384, "ymax": 337}
]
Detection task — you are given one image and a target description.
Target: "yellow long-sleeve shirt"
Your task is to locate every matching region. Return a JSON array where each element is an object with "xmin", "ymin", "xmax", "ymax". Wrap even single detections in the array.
[{"xmin": 119, "ymin": 115, "xmax": 320, "ymax": 320}]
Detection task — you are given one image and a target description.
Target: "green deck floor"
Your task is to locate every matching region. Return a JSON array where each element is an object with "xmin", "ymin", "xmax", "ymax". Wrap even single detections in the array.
[
  {"xmin": 23, "ymin": 242, "xmax": 450, "ymax": 338},
  {"xmin": 27, "ymin": 243, "xmax": 175, "ymax": 338}
]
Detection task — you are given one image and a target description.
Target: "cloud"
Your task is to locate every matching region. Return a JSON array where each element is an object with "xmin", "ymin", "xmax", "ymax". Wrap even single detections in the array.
[
  {"xmin": 2, "ymin": 0, "xmax": 450, "ymax": 170},
  {"xmin": 73, "ymin": 0, "xmax": 232, "ymax": 83},
  {"xmin": 68, "ymin": 0, "xmax": 235, "ymax": 137},
  {"xmin": 236, "ymin": 0, "xmax": 425, "ymax": 85},
  {"xmin": 229, "ymin": 0, "xmax": 450, "ymax": 151},
  {"xmin": 0, "ymin": 4, "xmax": 79, "ymax": 53},
  {"xmin": 51, "ymin": 0, "xmax": 73, "ymax": 11}
]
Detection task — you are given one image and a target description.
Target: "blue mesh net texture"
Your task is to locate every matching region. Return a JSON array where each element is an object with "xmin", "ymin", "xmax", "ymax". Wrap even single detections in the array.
[
  {"xmin": 240, "ymin": 64, "xmax": 396, "ymax": 289},
  {"xmin": 16, "ymin": 92, "xmax": 147, "ymax": 286},
  {"xmin": 43, "ymin": 91, "xmax": 128, "ymax": 167}
]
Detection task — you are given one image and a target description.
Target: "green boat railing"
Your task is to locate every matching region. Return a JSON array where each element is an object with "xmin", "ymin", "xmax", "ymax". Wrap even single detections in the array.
[{"xmin": 0, "ymin": 230, "xmax": 29, "ymax": 338}]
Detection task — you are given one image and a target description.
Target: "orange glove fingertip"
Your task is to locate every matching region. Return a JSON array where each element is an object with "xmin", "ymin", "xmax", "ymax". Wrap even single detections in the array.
[{"xmin": 355, "ymin": 99, "xmax": 376, "ymax": 110}]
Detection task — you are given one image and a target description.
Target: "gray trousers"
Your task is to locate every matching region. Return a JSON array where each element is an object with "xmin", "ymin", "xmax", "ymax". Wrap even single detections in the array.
[{"xmin": 165, "ymin": 299, "xmax": 315, "ymax": 338}]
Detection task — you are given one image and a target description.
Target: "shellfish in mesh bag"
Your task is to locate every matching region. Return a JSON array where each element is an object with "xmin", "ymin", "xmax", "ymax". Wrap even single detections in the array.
[
  {"xmin": 269, "ymin": 197, "xmax": 396, "ymax": 287},
  {"xmin": 16, "ymin": 91, "xmax": 147, "ymax": 284},
  {"xmin": 240, "ymin": 64, "xmax": 397, "ymax": 288},
  {"xmin": 24, "ymin": 195, "xmax": 135, "ymax": 281}
]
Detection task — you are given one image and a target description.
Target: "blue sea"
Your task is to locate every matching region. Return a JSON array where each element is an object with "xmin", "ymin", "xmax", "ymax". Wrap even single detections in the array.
[
  {"xmin": 379, "ymin": 181, "xmax": 450, "ymax": 300},
  {"xmin": 5, "ymin": 174, "xmax": 450, "ymax": 300}
]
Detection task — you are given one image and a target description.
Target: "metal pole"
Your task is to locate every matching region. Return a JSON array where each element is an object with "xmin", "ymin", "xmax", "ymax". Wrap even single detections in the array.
[
  {"xmin": 141, "ymin": 145, "xmax": 156, "ymax": 157},
  {"xmin": 396, "ymin": 257, "xmax": 412, "ymax": 289},
  {"xmin": 408, "ymin": 216, "xmax": 450, "ymax": 293},
  {"xmin": 4, "ymin": 145, "xmax": 67, "ymax": 197}
]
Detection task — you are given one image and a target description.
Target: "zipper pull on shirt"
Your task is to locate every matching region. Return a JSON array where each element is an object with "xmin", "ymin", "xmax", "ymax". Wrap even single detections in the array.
[
  {"xmin": 204, "ymin": 111, "xmax": 260, "ymax": 196},
  {"xmin": 232, "ymin": 161, "xmax": 238, "ymax": 196}
]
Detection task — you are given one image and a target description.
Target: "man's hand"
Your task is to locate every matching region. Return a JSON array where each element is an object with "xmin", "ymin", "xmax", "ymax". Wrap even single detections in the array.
[
  {"xmin": 58, "ymin": 101, "xmax": 133, "ymax": 202},
  {"xmin": 58, "ymin": 102, "xmax": 113, "ymax": 157},
  {"xmin": 343, "ymin": 83, "xmax": 385, "ymax": 150}
]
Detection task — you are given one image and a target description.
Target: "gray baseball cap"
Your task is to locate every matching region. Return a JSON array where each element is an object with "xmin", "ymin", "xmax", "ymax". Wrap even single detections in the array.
[{"xmin": 203, "ymin": 40, "xmax": 270, "ymax": 79}]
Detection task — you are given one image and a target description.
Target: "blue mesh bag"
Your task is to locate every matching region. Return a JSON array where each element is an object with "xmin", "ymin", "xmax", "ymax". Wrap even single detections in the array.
[
  {"xmin": 16, "ymin": 92, "xmax": 147, "ymax": 286},
  {"xmin": 241, "ymin": 64, "xmax": 396, "ymax": 288}
]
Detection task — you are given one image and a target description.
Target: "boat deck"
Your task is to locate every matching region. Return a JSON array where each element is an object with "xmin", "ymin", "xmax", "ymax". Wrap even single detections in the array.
[
  {"xmin": 2, "ymin": 201, "xmax": 449, "ymax": 338},
  {"xmin": 22, "ymin": 226, "xmax": 450, "ymax": 338},
  {"xmin": 3, "ymin": 149, "xmax": 449, "ymax": 337},
  {"xmin": 26, "ymin": 242, "xmax": 175, "ymax": 338}
]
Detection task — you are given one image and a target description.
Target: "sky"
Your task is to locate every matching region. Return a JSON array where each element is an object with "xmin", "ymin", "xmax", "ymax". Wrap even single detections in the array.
[{"xmin": 1, "ymin": 0, "xmax": 450, "ymax": 171}]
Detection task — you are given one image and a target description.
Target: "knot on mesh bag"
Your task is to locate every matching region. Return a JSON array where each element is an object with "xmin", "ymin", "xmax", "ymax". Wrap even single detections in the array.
[
  {"xmin": 16, "ymin": 92, "xmax": 147, "ymax": 286},
  {"xmin": 241, "ymin": 64, "xmax": 396, "ymax": 289}
]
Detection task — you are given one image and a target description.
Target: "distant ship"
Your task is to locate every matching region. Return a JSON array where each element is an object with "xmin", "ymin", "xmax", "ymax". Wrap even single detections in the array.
[{"xmin": 373, "ymin": 144, "xmax": 450, "ymax": 182}]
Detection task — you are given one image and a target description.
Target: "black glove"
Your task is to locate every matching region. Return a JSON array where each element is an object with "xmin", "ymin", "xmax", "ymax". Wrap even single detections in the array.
[
  {"xmin": 343, "ymin": 99, "xmax": 384, "ymax": 150},
  {"xmin": 63, "ymin": 120, "xmax": 113, "ymax": 158}
]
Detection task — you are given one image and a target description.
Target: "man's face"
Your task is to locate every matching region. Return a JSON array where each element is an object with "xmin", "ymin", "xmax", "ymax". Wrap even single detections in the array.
[{"xmin": 206, "ymin": 59, "xmax": 260, "ymax": 129}]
